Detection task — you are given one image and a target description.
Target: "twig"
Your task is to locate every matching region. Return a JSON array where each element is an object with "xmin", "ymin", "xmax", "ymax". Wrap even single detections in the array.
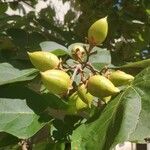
[
  {"xmin": 89, "ymin": 50, "xmax": 97, "ymax": 56},
  {"xmin": 80, "ymin": 70, "xmax": 86, "ymax": 84},
  {"xmin": 85, "ymin": 45, "xmax": 95, "ymax": 62},
  {"xmin": 71, "ymin": 64, "xmax": 82, "ymax": 84},
  {"xmin": 82, "ymin": 44, "xmax": 95, "ymax": 69},
  {"xmin": 66, "ymin": 64, "xmax": 82, "ymax": 95},
  {"xmin": 21, "ymin": 1, "xmax": 35, "ymax": 9},
  {"xmin": 99, "ymin": 65, "xmax": 108, "ymax": 74},
  {"xmin": 86, "ymin": 63, "xmax": 100, "ymax": 74}
]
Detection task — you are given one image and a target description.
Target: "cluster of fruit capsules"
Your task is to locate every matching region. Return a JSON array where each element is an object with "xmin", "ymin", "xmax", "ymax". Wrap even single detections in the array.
[
  {"xmin": 28, "ymin": 51, "xmax": 72, "ymax": 96},
  {"xmin": 28, "ymin": 17, "xmax": 134, "ymax": 114},
  {"xmin": 87, "ymin": 71, "xmax": 134, "ymax": 103}
]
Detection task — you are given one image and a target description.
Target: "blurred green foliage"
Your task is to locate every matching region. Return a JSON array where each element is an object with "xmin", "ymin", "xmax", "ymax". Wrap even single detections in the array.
[{"xmin": 0, "ymin": 0, "xmax": 150, "ymax": 66}]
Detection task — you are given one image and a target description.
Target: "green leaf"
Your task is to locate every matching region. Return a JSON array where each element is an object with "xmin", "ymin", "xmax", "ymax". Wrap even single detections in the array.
[
  {"xmin": 52, "ymin": 49, "xmax": 69, "ymax": 56},
  {"xmin": 0, "ymin": 84, "xmax": 53, "ymax": 139},
  {"xmin": 0, "ymin": 3, "xmax": 8, "ymax": 14},
  {"xmin": 9, "ymin": 2, "xmax": 18, "ymax": 11},
  {"xmin": 72, "ymin": 87, "xmax": 141, "ymax": 150},
  {"xmin": 6, "ymin": 28, "xmax": 28, "ymax": 48},
  {"xmin": 0, "ymin": 133, "xmax": 19, "ymax": 148},
  {"xmin": 40, "ymin": 41, "xmax": 69, "ymax": 56},
  {"xmin": 33, "ymin": 141, "xmax": 65, "ymax": 150},
  {"xmin": 0, "ymin": 83, "xmax": 68, "ymax": 112},
  {"xmin": 40, "ymin": 41, "xmax": 67, "ymax": 51},
  {"xmin": 0, "ymin": 98, "xmax": 46, "ymax": 139},
  {"xmin": 0, "ymin": 63, "xmax": 38, "ymax": 86},
  {"xmin": 28, "ymin": 32, "xmax": 46, "ymax": 50},
  {"xmin": 71, "ymin": 67, "xmax": 150, "ymax": 149},
  {"xmin": 129, "ymin": 67, "xmax": 150, "ymax": 142},
  {"xmin": 52, "ymin": 116, "xmax": 82, "ymax": 142},
  {"xmin": 120, "ymin": 59, "xmax": 150, "ymax": 69},
  {"xmin": 146, "ymin": 9, "xmax": 150, "ymax": 15},
  {"xmin": 42, "ymin": 93, "xmax": 68, "ymax": 110},
  {"xmin": 90, "ymin": 47, "xmax": 111, "ymax": 70},
  {"xmin": 89, "ymin": 47, "xmax": 111, "ymax": 64},
  {"xmin": 64, "ymin": 10, "xmax": 76, "ymax": 24},
  {"xmin": 0, "ymin": 37, "xmax": 15, "ymax": 50},
  {"xmin": 92, "ymin": 63, "xmax": 108, "ymax": 71},
  {"xmin": 0, "ymin": 144, "xmax": 19, "ymax": 150}
]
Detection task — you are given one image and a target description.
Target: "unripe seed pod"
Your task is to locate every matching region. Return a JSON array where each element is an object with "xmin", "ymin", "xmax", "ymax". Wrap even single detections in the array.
[
  {"xmin": 67, "ymin": 92, "xmax": 87, "ymax": 115},
  {"xmin": 108, "ymin": 70, "xmax": 134, "ymax": 86},
  {"xmin": 76, "ymin": 97, "xmax": 87, "ymax": 110},
  {"xmin": 77, "ymin": 84, "xmax": 93, "ymax": 108},
  {"xmin": 88, "ymin": 17, "xmax": 108, "ymax": 45},
  {"xmin": 87, "ymin": 75, "xmax": 120, "ymax": 98},
  {"xmin": 71, "ymin": 45, "xmax": 85, "ymax": 61},
  {"xmin": 102, "ymin": 96, "xmax": 112, "ymax": 104},
  {"xmin": 41, "ymin": 69, "xmax": 71, "ymax": 95},
  {"xmin": 28, "ymin": 51, "xmax": 60, "ymax": 71}
]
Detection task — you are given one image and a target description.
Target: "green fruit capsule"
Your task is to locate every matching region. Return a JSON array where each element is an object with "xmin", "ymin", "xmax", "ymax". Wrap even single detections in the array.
[
  {"xmin": 28, "ymin": 51, "xmax": 60, "ymax": 71},
  {"xmin": 71, "ymin": 45, "xmax": 85, "ymax": 61},
  {"xmin": 108, "ymin": 70, "xmax": 134, "ymax": 86},
  {"xmin": 41, "ymin": 69, "xmax": 71, "ymax": 95},
  {"xmin": 87, "ymin": 75, "xmax": 120, "ymax": 98},
  {"xmin": 88, "ymin": 17, "xmax": 108, "ymax": 45},
  {"xmin": 102, "ymin": 96, "xmax": 112, "ymax": 104},
  {"xmin": 67, "ymin": 92, "xmax": 88, "ymax": 115},
  {"xmin": 77, "ymin": 84, "xmax": 93, "ymax": 107}
]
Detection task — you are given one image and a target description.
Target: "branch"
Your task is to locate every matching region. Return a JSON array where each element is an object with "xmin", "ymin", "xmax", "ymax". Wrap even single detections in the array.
[
  {"xmin": 71, "ymin": 64, "xmax": 82, "ymax": 84},
  {"xmin": 86, "ymin": 63, "xmax": 100, "ymax": 74}
]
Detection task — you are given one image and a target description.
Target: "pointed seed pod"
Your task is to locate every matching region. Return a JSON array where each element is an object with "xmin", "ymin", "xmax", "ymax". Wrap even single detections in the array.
[
  {"xmin": 87, "ymin": 75, "xmax": 120, "ymax": 98},
  {"xmin": 28, "ymin": 51, "xmax": 60, "ymax": 71},
  {"xmin": 108, "ymin": 70, "xmax": 134, "ymax": 86},
  {"xmin": 88, "ymin": 17, "xmax": 108, "ymax": 45},
  {"xmin": 41, "ymin": 69, "xmax": 71, "ymax": 95},
  {"xmin": 67, "ymin": 92, "xmax": 88, "ymax": 115},
  {"xmin": 77, "ymin": 84, "xmax": 94, "ymax": 108},
  {"xmin": 71, "ymin": 45, "xmax": 85, "ymax": 61},
  {"xmin": 102, "ymin": 96, "xmax": 112, "ymax": 104}
]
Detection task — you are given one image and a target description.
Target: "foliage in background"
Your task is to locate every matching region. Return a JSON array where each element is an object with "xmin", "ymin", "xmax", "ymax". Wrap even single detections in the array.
[{"xmin": 0, "ymin": 0, "xmax": 150, "ymax": 64}]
